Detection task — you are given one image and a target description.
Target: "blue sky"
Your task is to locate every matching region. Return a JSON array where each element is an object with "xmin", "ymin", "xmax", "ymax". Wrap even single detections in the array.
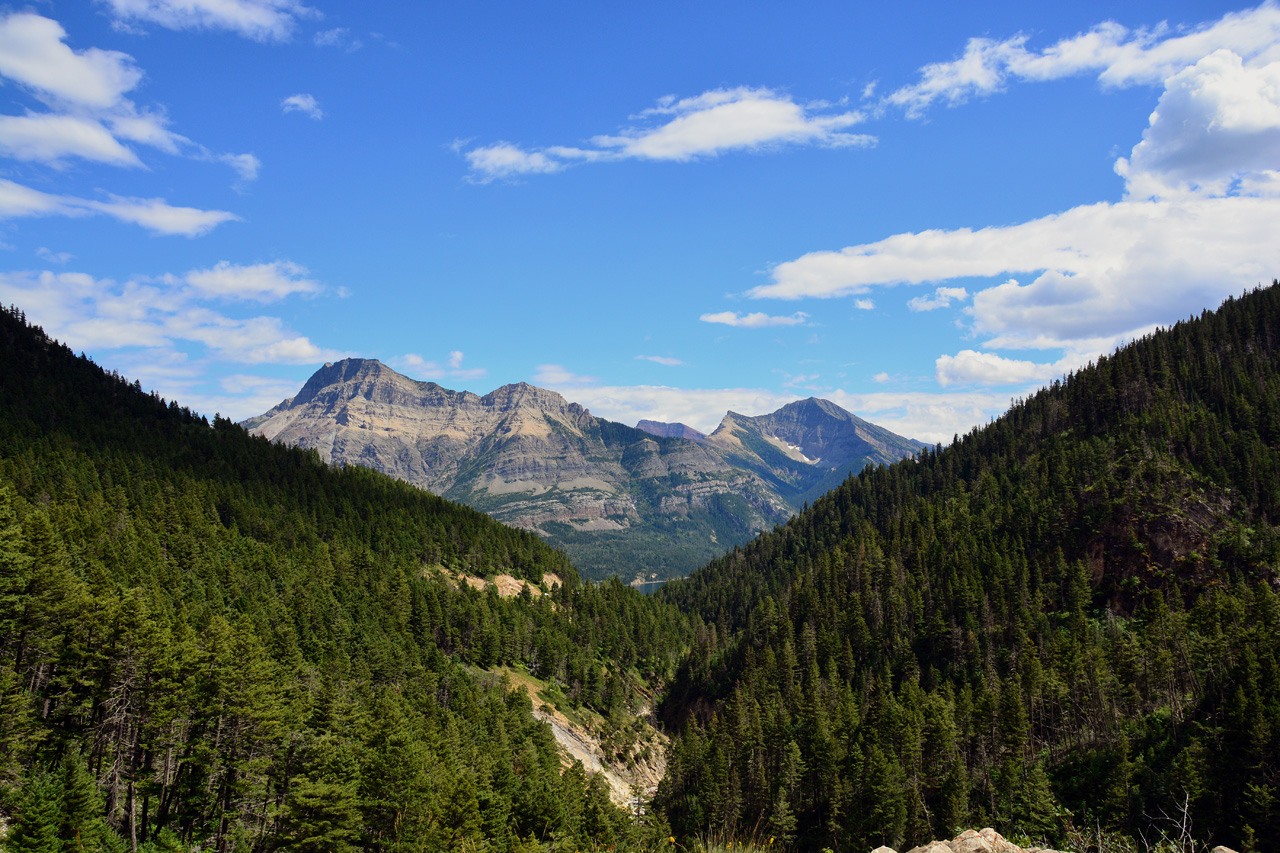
[{"xmin": 1, "ymin": 0, "xmax": 1278, "ymax": 443}]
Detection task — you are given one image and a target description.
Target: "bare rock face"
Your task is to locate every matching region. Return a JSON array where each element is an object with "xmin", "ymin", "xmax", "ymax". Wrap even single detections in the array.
[{"xmin": 244, "ymin": 360, "xmax": 921, "ymax": 579}]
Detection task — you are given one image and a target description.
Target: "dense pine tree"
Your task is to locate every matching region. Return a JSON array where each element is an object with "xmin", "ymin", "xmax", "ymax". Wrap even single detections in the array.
[
  {"xmin": 0, "ymin": 303, "xmax": 692, "ymax": 851},
  {"xmin": 656, "ymin": 283, "xmax": 1280, "ymax": 853}
]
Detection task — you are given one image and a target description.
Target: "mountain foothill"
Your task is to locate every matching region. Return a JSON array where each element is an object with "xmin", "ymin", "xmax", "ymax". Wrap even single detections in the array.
[{"xmin": 1, "ymin": 282, "xmax": 1279, "ymax": 853}]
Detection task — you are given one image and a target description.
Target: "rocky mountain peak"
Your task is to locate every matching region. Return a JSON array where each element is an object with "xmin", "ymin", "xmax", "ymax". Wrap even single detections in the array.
[
  {"xmin": 244, "ymin": 366, "xmax": 921, "ymax": 579},
  {"xmin": 636, "ymin": 420, "xmax": 708, "ymax": 442},
  {"xmin": 482, "ymin": 381, "xmax": 586, "ymax": 418}
]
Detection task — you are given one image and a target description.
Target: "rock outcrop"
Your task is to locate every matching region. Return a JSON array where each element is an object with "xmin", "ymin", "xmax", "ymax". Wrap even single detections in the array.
[{"xmin": 881, "ymin": 828, "xmax": 1066, "ymax": 853}]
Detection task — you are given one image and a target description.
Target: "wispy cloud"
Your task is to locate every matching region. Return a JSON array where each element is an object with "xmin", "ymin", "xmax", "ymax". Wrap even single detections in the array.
[
  {"xmin": 908, "ymin": 286, "xmax": 969, "ymax": 312},
  {"xmin": 99, "ymin": 0, "xmax": 316, "ymax": 42},
  {"xmin": 0, "ymin": 178, "xmax": 238, "ymax": 236},
  {"xmin": 532, "ymin": 364, "xmax": 598, "ymax": 386},
  {"xmin": 392, "ymin": 350, "xmax": 488, "ymax": 383},
  {"xmin": 463, "ymin": 87, "xmax": 874, "ymax": 181},
  {"xmin": 636, "ymin": 355, "xmax": 683, "ymax": 366},
  {"xmin": 282, "ymin": 93, "xmax": 323, "ymax": 120},
  {"xmin": 700, "ymin": 310, "xmax": 809, "ymax": 328},
  {"xmin": 314, "ymin": 27, "xmax": 362, "ymax": 51},
  {"xmin": 184, "ymin": 261, "xmax": 322, "ymax": 301},
  {"xmin": 36, "ymin": 247, "xmax": 73, "ymax": 264},
  {"xmin": 884, "ymin": 3, "xmax": 1280, "ymax": 117}
]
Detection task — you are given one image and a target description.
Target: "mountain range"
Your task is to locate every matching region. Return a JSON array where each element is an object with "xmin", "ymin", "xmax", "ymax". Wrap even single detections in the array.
[{"xmin": 242, "ymin": 358, "xmax": 923, "ymax": 580}]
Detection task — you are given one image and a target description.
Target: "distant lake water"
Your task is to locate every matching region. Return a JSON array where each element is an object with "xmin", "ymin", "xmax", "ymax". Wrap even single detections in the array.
[{"xmin": 632, "ymin": 579, "xmax": 680, "ymax": 595}]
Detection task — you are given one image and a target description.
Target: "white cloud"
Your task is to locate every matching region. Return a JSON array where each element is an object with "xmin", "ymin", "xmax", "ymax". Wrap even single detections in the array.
[
  {"xmin": 755, "ymin": 195, "xmax": 1279, "ymax": 346},
  {"xmin": 885, "ymin": 3, "xmax": 1280, "ymax": 117},
  {"xmin": 208, "ymin": 151, "xmax": 262, "ymax": 182},
  {"xmin": 855, "ymin": 298, "xmax": 875, "ymax": 310},
  {"xmin": 391, "ymin": 351, "xmax": 488, "ymax": 384},
  {"xmin": 465, "ymin": 143, "xmax": 565, "ymax": 181},
  {"xmin": 0, "ymin": 12, "xmax": 259, "ymax": 183},
  {"xmin": 85, "ymin": 194, "xmax": 239, "ymax": 236},
  {"xmin": 700, "ymin": 310, "xmax": 809, "ymax": 328},
  {"xmin": 751, "ymin": 20, "xmax": 1280, "ymax": 396},
  {"xmin": 0, "ymin": 269, "xmax": 343, "ymax": 367},
  {"xmin": 1117, "ymin": 50, "xmax": 1280, "ymax": 199},
  {"xmin": 532, "ymin": 364, "xmax": 598, "ymax": 386},
  {"xmin": 36, "ymin": 247, "xmax": 73, "ymax": 264},
  {"xmin": 464, "ymin": 87, "xmax": 874, "ymax": 180},
  {"xmin": 282, "ymin": 93, "xmax": 323, "ymax": 120},
  {"xmin": 0, "ymin": 113, "xmax": 144, "ymax": 167},
  {"xmin": 185, "ymin": 261, "xmax": 321, "ymax": 301},
  {"xmin": 100, "ymin": 0, "xmax": 315, "ymax": 42},
  {"xmin": 872, "ymin": 372, "xmax": 890, "ymax": 383},
  {"xmin": 935, "ymin": 349, "xmax": 1079, "ymax": 387},
  {"xmin": 636, "ymin": 355, "xmax": 683, "ymax": 366},
  {"xmin": 907, "ymin": 286, "xmax": 969, "ymax": 312},
  {"xmin": 0, "ymin": 13, "xmax": 142, "ymax": 110},
  {"xmin": 0, "ymin": 178, "xmax": 238, "ymax": 236},
  {"xmin": 314, "ymin": 27, "xmax": 362, "ymax": 51}
]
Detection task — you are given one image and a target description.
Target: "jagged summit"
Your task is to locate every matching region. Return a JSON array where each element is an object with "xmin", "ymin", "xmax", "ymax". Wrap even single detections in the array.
[{"xmin": 636, "ymin": 419, "xmax": 708, "ymax": 442}]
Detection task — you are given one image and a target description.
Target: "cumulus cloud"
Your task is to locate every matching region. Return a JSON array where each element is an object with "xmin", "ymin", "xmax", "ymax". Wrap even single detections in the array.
[
  {"xmin": 636, "ymin": 355, "xmax": 683, "ymax": 366},
  {"xmin": 185, "ymin": 261, "xmax": 321, "ymax": 301},
  {"xmin": 0, "ymin": 12, "xmax": 257, "ymax": 181},
  {"xmin": 855, "ymin": 298, "xmax": 875, "ymax": 310},
  {"xmin": 885, "ymin": 3, "xmax": 1280, "ymax": 117},
  {"xmin": 0, "ymin": 268, "xmax": 342, "ymax": 366},
  {"xmin": 0, "ymin": 178, "xmax": 238, "ymax": 236},
  {"xmin": 282, "ymin": 93, "xmax": 323, "ymax": 120},
  {"xmin": 99, "ymin": 0, "xmax": 315, "ymax": 42},
  {"xmin": 908, "ymin": 286, "xmax": 969, "ymax": 312},
  {"xmin": 935, "ymin": 349, "xmax": 1087, "ymax": 387},
  {"xmin": 1117, "ymin": 50, "xmax": 1280, "ymax": 199},
  {"xmin": 700, "ymin": 310, "xmax": 809, "ymax": 328},
  {"xmin": 464, "ymin": 87, "xmax": 874, "ymax": 181}
]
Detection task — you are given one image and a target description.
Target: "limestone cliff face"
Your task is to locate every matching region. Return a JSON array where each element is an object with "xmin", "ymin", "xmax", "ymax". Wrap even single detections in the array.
[{"xmin": 243, "ymin": 359, "xmax": 794, "ymax": 578}]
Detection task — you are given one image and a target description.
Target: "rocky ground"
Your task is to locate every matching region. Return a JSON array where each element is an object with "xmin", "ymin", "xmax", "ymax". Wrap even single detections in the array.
[{"xmin": 873, "ymin": 828, "xmax": 1241, "ymax": 853}]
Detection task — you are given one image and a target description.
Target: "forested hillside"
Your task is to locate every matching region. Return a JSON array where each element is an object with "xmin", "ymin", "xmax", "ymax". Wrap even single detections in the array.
[
  {"xmin": 655, "ymin": 284, "xmax": 1280, "ymax": 853},
  {"xmin": 0, "ymin": 304, "xmax": 693, "ymax": 852}
]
